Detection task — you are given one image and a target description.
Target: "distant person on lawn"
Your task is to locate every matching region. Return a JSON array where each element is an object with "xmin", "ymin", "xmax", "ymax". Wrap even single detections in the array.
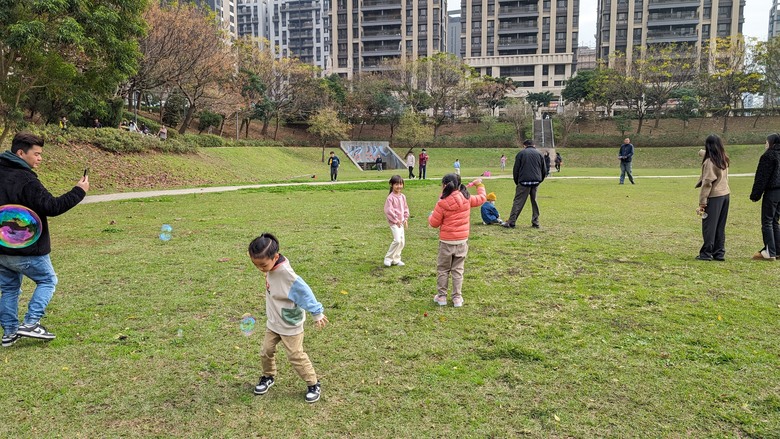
[
  {"xmin": 0, "ymin": 132, "xmax": 89, "ymax": 347},
  {"xmin": 618, "ymin": 138, "xmax": 635, "ymax": 184},
  {"xmin": 749, "ymin": 133, "xmax": 780, "ymax": 261},
  {"xmin": 695, "ymin": 134, "xmax": 730, "ymax": 261},
  {"xmin": 418, "ymin": 149, "xmax": 429, "ymax": 180},
  {"xmin": 327, "ymin": 151, "xmax": 340, "ymax": 182},
  {"xmin": 405, "ymin": 151, "xmax": 415, "ymax": 179}
]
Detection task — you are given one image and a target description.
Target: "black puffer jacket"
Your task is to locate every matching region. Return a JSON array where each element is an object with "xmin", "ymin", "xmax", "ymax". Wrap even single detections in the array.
[
  {"xmin": 0, "ymin": 153, "xmax": 85, "ymax": 256},
  {"xmin": 512, "ymin": 146, "xmax": 548, "ymax": 186},
  {"xmin": 750, "ymin": 144, "xmax": 780, "ymax": 201}
]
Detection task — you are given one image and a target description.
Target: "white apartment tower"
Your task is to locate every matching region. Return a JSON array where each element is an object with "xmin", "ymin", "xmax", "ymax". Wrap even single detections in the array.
[
  {"xmin": 459, "ymin": 0, "xmax": 580, "ymax": 96},
  {"xmin": 269, "ymin": 0, "xmax": 332, "ymax": 70},
  {"xmin": 329, "ymin": 0, "xmax": 448, "ymax": 78},
  {"xmin": 596, "ymin": 0, "xmax": 745, "ymax": 67},
  {"xmin": 770, "ymin": 0, "xmax": 780, "ymax": 39},
  {"xmin": 237, "ymin": 0, "xmax": 269, "ymax": 39}
]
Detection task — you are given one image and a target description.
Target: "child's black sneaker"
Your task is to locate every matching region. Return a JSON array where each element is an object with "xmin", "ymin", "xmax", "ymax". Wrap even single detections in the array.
[
  {"xmin": 17, "ymin": 322, "xmax": 55, "ymax": 340},
  {"xmin": 305, "ymin": 382, "xmax": 321, "ymax": 403},
  {"xmin": 253, "ymin": 376, "xmax": 274, "ymax": 395},
  {"xmin": 2, "ymin": 333, "xmax": 20, "ymax": 347}
]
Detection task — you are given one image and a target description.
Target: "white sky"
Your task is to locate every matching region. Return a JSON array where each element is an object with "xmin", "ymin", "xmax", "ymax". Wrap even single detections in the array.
[{"xmin": 448, "ymin": 0, "xmax": 772, "ymax": 47}]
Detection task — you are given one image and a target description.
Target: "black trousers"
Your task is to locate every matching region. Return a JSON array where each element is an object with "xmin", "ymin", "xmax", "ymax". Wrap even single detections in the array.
[
  {"xmin": 419, "ymin": 164, "xmax": 426, "ymax": 179},
  {"xmin": 408, "ymin": 166, "xmax": 415, "ymax": 179},
  {"xmin": 699, "ymin": 194, "xmax": 729, "ymax": 259},
  {"xmin": 760, "ymin": 188, "xmax": 780, "ymax": 257},
  {"xmin": 507, "ymin": 184, "xmax": 539, "ymax": 227}
]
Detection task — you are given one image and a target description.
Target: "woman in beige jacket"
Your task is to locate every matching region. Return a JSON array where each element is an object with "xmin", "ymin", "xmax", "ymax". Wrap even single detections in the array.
[{"xmin": 695, "ymin": 134, "xmax": 730, "ymax": 261}]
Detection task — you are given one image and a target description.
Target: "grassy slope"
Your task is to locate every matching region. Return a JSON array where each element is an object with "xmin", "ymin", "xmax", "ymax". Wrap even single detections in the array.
[{"xmin": 37, "ymin": 142, "xmax": 766, "ymax": 195}]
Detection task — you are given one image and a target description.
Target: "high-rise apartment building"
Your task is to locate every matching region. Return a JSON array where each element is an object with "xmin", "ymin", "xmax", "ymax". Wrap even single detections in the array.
[
  {"xmin": 191, "ymin": 0, "xmax": 239, "ymax": 37},
  {"xmin": 458, "ymin": 0, "xmax": 580, "ymax": 96},
  {"xmin": 596, "ymin": 0, "xmax": 745, "ymax": 67},
  {"xmin": 269, "ymin": 0, "xmax": 332, "ymax": 70},
  {"xmin": 329, "ymin": 0, "xmax": 448, "ymax": 78},
  {"xmin": 770, "ymin": 0, "xmax": 780, "ymax": 39},
  {"xmin": 237, "ymin": 0, "xmax": 268, "ymax": 38},
  {"xmin": 448, "ymin": 10, "xmax": 463, "ymax": 58}
]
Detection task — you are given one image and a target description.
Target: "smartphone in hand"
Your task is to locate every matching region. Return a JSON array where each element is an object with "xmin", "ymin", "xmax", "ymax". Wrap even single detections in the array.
[{"xmin": 83, "ymin": 168, "xmax": 89, "ymax": 177}]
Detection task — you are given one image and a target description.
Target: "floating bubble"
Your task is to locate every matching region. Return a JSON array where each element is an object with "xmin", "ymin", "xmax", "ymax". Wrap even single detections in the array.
[
  {"xmin": 159, "ymin": 224, "xmax": 172, "ymax": 241},
  {"xmin": 240, "ymin": 313, "xmax": 256, "ymax": 336},
  {"xmin": 0, "ymin": 205, "xmax": 42, "ymax": 249}
]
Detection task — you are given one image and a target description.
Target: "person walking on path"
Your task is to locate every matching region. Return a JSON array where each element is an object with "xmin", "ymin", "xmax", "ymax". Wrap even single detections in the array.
[
  {"xmin": 749, "ymin": 133, "xmax": 780, "ymax": 261},
  {"xmin": 695, "ymin": 135, "xmax": 730, "ymax": 261},
  {"xmin": 554, "ymin": 152, "xmax": 562, "ymax": 172},
  {"xmin": 327, "ymin": 151, "xmax": 340, "ymax": 182},
  {"xmin": 418, "ymin": 149, "xmax": 429, "ymax": 180},
  {"xmin": 428, "ymin": 174, "xmax": 486, "ymax": 308},
  {"xmin": 0, "ymin": 132, "xmax": 89, "ymax": 347},
  {"xmin": 503, "ymin": 139, "xmax": 547, "ymax": 229},
  {"xmin": 453, "ymin": 159, "xmax": 460, "ymax": 175},
  {"xmin": 618, "ymin": 138, "xmax": 635, "ymax": 184},
  {"xmin": 405, "ymin": 151, "xmax": 415, "ymax": 179},
  {"xmin": 500, "ymin": 154, "xmax": 507, "ymax": 172}
]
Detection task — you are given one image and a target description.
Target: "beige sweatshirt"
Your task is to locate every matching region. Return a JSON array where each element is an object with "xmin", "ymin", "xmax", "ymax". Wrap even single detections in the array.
[{"xmin": 695, "ymin": 158, "xmax": 730, "ymax": 206}]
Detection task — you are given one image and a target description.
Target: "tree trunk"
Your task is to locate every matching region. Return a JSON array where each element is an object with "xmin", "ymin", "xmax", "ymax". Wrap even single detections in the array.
[
  {"xmin": 722, "ymin": 112, "xmax": 728, "ymax": 133},
  {"xmin": 636, "ymin": 114, "xmax": 644, "ymax": 134},
  {"xmin": 273, "ymin": 116, "xmax": 280, "ymax": 140},
  {"xmin": 245, "ymin": 119, "xmax": 250, "ymax": 138},
  {"xmin": 179, "ymin": 104, "xmax": 196, "ymax": 135},
  {"xmin": 261, "ymin": 119, "xmax": 269, "ymax": 136}
]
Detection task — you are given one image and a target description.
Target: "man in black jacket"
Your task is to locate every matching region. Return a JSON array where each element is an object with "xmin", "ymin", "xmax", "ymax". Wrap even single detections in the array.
[
  {"xmin": 0, "ymin": 132, "xmax": 89, "ymax": 347},
  {"xmin": 503, "ymin": 139, "xmax": 547, "ymax": 229},
  {"xmin": 749, "ymin": 134, "xmax": 780, "ymax": 260}
]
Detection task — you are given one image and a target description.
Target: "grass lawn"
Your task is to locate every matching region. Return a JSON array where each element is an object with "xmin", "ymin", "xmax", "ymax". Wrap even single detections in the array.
[{"xmin": 1, "ymin": 159, "xmax": 779, "ymax": 437}]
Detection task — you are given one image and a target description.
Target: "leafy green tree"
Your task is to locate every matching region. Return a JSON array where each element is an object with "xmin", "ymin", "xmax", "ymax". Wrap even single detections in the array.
[
  {"xmin": 669, "ymin": 88, "xmax": 699, "ymax": 128},
  {"xmin": 471, "ymin": 76, "xmax": 515, "ymax": 116},
  {"xmin": 162, "ymin": 90, "xmax": 187, "ymax": 127},
  {"xmin": 503, "ymin": 98, "xmax": 534, "ymax": 144},
  {"xmin": 526, "ymin": 91, "xmax": 555, "ymax": 114},
  {"xmin": 0, "ymin": 0, "xmax": 147, "ymax": 141},
  {"xmin": 418, "ymin": 53, "xmax": 473, "ymax": 137},
  {"xmin": 308, "ymin": 107, "xmax": 351, "ymax": 162},
  {"xmin": 394, "ymin": 110, "xmax": 433, "ymax": 150},
  {"xmin": 561, "ymin": 69, "xmax": 598, "ymax": 104}
]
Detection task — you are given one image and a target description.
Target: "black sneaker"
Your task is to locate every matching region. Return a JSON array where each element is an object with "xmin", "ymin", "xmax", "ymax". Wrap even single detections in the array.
[
  {"xmin": 16, "ymin": 322, "xmax": 55, "ymax": 340},
  {"xmin": 2, "ymin": 333, "xmax": 20, "ymax": 347},
  {"xmin": 501, "ymin": 222, "xmax": 515, "ymax": 229},
  {"xmin": 253, "ymin": 376, "xmax": 274, "ymax": 395},
  {"xmin": 305, "ymin": 382, "xmax": 321, "ymax": 403}
]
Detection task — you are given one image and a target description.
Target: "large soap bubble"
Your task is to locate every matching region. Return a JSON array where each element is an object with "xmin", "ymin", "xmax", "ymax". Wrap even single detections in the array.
[{"xmin": 0, "ymin": 205, "xmax": 42, "ymax": 249}]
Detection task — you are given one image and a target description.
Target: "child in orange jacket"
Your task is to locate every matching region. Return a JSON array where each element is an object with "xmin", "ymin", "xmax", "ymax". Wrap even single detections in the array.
[{"xmin": 428, "ymin": 174, "xmax": 486, "ymax": 307}]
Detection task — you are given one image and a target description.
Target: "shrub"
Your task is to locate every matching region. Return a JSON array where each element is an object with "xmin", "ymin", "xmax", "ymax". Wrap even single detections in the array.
[
  {"xmin": 182, "ymin": 133, "xmax": 226, "ymax": 148},
  {"xmin": 197, "ymin": 110, "xmax": 223, "ymax": 134}
]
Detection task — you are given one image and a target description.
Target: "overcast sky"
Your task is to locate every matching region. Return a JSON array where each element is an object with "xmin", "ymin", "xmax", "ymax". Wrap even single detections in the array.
[{"xmin": 449, "ymin": 0, "xmax": 772, "ymax": 47}]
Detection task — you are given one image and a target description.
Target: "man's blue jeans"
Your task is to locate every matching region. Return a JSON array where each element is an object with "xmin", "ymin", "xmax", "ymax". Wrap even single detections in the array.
[
  {"xmin": 0, "ymin": 254, "xmax": 58, "ymax": 336},
  {"xmin": 619, "ymin": 161, "xmax": 634, "ymax": 184}
]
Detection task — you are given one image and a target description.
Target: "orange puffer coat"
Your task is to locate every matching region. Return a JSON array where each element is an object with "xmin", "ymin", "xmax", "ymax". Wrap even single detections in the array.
[{"xmin": 428, "ymin": 185, "xmax": 486, "ymax": 241}]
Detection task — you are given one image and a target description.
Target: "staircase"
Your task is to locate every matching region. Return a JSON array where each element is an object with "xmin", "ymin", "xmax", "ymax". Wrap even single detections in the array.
[{"xmin": 532, "ymin": 117, "xmax": 555, "ymax": 148}]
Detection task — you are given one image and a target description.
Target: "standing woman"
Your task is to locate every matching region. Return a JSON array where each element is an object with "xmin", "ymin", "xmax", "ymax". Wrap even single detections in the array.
[
  {"xmin": 405, "ymin": 151, "xmax": 415, "ymax": 179},
  {"xmin": 695, "ymin": 134, "xmax": 730, "ymax": 261},
  {"xmin": 749, "ymin": 133, "xmax": 780, "ymax": 261}
]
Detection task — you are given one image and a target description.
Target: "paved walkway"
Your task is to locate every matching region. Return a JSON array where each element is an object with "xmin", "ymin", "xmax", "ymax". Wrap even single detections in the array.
[{"xmin": 81, "ymin": 173, "xmax": 755, "ymax": 204}]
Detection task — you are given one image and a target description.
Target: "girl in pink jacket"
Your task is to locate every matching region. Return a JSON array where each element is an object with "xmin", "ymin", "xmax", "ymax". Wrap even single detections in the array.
[
  {"xmin": 383, "ymin": 175, "xmax": 410, "ymax": 267},
  {"xmin": 428, "ymin": 174, "xmax": 486, "ymax": 307}
]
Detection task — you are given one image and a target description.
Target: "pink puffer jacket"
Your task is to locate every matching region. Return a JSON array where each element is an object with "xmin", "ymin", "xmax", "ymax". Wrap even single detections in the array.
[{"xmin": 428, "ymin": 185, "xmax": 486, "ymax": 241}]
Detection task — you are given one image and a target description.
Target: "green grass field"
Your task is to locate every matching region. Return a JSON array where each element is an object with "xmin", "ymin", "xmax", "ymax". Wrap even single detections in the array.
[{"xmin": 1, "ymin": 146, "xmax": 779, "ymax": 437}]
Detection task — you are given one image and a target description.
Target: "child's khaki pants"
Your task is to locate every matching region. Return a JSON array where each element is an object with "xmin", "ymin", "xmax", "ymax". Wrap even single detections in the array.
[{"xmin": 261, "ymin": 329, "xmax": 317, "ymax": 385}]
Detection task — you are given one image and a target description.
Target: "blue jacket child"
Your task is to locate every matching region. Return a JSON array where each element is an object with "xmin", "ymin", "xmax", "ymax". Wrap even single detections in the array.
[{"xmin": 480, "ymin": 192, "xmax": 505, "ymax": 225}]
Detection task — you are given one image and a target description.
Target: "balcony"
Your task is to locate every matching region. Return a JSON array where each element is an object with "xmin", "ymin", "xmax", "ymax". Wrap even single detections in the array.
[
  {"xmin": 648, "ymin": 0, "xmax": 701, "ymax": 9},
  {"xmin": 646, "ymin": 29, "xmax": 698, "ymax": 42},
  {"xmin": 362, "ymin": 29, "xmax": 403, "ymax": 41},
  {"xmin": 498, "ymin": 36, "xmax": 538, "ymax": 49},
  {"xmin": 498, "ymin": 5, "xmax": 539, "ymax": 17},
  {"xmin": 281, "ymin": 1, "xmax": 320, "ymax": 12},
  {"xmin": 362, "ymin": 13, "xmax": 402, "ymax": 25},
  {"xmin": 362, "ymin": 45, "xmax": 402, "ymax": 56},
  {"xmin": 647, "ymin": 11, "xmax": 699, "ymax": 25},
  {"xmin": 362, "ymin": 0, "xmax": 402, "ymax": 10},
  {"xmin": 498, "ymin": 23, "xmax": 539, "ymax": 34}
]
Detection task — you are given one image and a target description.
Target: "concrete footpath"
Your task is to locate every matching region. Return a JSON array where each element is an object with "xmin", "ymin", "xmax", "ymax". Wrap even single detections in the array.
[{"xmin": 81, "ymin": 173, "xmax": 755, "ymax": 204}]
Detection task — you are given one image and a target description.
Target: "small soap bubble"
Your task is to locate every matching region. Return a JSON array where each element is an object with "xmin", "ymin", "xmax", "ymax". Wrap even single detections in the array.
[
  {"xmin": 240, "ymin": 313, "xmax": 256, "ymax": 336},
  {"xmin": 160, "ymin": 224, "xmax": 172, "ymax": 241},
  {"xmin": 177, "ymin": 328, "xmax": 183, "ymax": 338}
]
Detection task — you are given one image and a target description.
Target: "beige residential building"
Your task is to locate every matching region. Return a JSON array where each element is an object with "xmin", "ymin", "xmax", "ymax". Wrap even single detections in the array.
[
  {"xmin": 596, "ymin": 0, "xmax": 745, "ymax": 68},
  {"xmin": 459, "ymin": 0, "xmax": 580, "ymax": 96},
  {"xmin": 329, "ymin": 0, "xmax": 448, "ymax": 78}
]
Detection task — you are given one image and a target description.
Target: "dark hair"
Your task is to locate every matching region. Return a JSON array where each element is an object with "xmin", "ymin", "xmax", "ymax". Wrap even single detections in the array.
[
  {"xmin": 388, "ymin": 175, "xmax": 404, "ymax": 193},
  {"xmin": 703, "ymin": 134, "xmax": 729, "ymax": 170},
  {"xmin": 767, "ymin": 133, "xmax": 780, "ymax": 149},
  {"xmin": 11, "ymin": 132, "xmax": 44, "ymax": 154},
  {"xmin": 440, "ymin": 173, "xmax": 469, "ymax": 200},
  {"xmin": 248, "ymin": 233, "xmax": 279, "ymax": 259},
  {"xmin": 522, "ymin": 139, "xmax": 533, "ymax": 147},
  {"xmin": 329, "ymin": 151, "xmax": 334, "ymax": 154}
]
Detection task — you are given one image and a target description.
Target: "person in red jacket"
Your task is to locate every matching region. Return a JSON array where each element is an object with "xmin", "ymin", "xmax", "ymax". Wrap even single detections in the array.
[
  {"xmin": 428, "ymin": 174, "xmax": 486, "ymax": 308},
  {"xmin": 418, "ymin": 149, "xmax": 429, "ymax": 180}
]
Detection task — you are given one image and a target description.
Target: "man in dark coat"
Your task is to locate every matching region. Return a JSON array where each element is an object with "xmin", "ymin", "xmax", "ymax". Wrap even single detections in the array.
[
  {"xmin": 0, "ymin": 132, "xmax": 89, "ymax": 347},
  {"xmin": 503, "ymin": 139, "xmax": 547, "ymax": 229}
]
